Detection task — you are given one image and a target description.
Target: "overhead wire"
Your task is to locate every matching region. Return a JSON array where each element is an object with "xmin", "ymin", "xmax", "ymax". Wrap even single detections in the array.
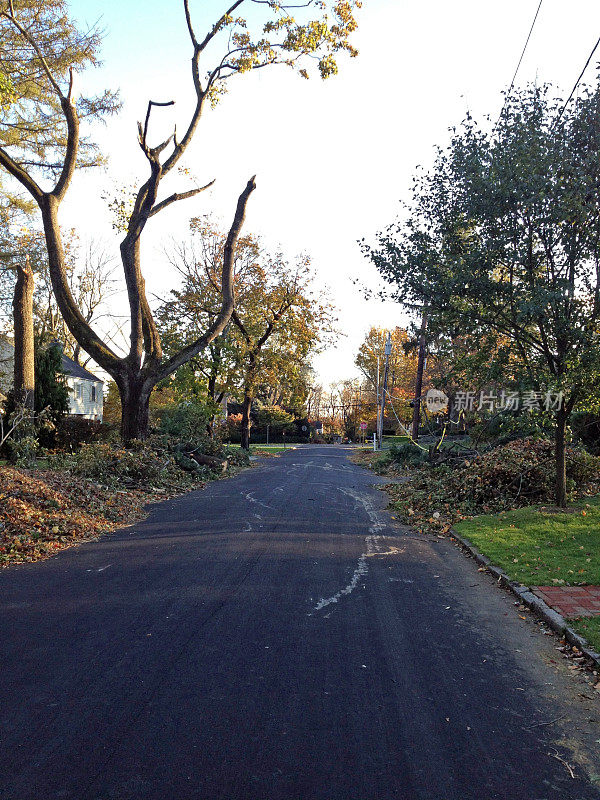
[
  {"xmin": 554, "ymin": 32, "xmax": 600, "ymax": 127},
  {"xmin": 496, "ymin": 0, "xmax": 544, "ymax": 126}
]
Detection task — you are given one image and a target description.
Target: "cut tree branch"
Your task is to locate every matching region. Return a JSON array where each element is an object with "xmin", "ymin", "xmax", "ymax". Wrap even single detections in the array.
[
  {"xmin": 0, "ymin": 146, "xmax": 43, "ymax": 203},
  {"xmin": 149, "ymin": 180, "xmax": 215, "ymax": 218}
]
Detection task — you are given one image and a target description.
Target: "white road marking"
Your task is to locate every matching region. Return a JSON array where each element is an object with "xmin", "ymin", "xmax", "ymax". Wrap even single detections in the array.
[
  {"xmin": 243, "ymin": 491, "xmax": 273, "ymax": 510},
  {"xmin": 287, "ymin": 461, "xmax": 352, "ymax": 474},
  {"xmin": 314, "ymin": 536, "xmax": 377, "ymax": 611},
  {"xmin": 313, "ymin": 488, "xmax": 393, "ymax": 612}
]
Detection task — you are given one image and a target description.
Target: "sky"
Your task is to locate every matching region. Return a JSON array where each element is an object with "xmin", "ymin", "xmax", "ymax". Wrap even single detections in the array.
[{"xmin": 52, "ymin": 0, "xmax": 600, "ymax": 385}]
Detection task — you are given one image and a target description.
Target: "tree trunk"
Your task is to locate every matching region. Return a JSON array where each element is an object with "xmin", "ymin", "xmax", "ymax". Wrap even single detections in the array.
[
  {"xmin": 119, "ymin": 377, "xmax": 152, "ymax": 443},
  {"xmin": 38, "ymin": 180, "xmax": 254, "ymax": 445},
  {"xmin": 14, "ymin": 147, "xmax": 253, "ymax": 446},
  {"xmin": 241, "ymin": 393, "xmax": 252, "ymax": 450},
  {"xmin": 555, "ymin": 406, "xmax": 568, "ymax": 508},
  {"xmin": 411, "ymin": 311, "xmax": 428, "ymax": 441},
  {"xmin": 12, "ymin": 257, "xmax": 35, "ymax": 410},
  {"xmin": 446, "ymin": 394, "xmax": 454, "ymax": 427},
  {"xmin": 205, "ymin": 372, "xmax": 217, "ymax": 437},
  {"xmin": 207, "ymin": 373, "xmax": 217, "ymax": 404}
]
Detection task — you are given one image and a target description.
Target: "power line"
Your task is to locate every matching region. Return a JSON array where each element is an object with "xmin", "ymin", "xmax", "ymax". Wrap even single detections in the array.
[
  {"xmin": 497, "ymin": 0, "xmax": 544, "ymax": 125},
  {"xmin": 554, "ymin": 32, "xmax": 600, "ymax": 127}
]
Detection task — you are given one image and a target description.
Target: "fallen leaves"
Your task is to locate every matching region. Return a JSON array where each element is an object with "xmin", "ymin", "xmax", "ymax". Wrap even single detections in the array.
[{"xmin": 0, "ymin": 465, "xmax": 194, "ymax": 567}]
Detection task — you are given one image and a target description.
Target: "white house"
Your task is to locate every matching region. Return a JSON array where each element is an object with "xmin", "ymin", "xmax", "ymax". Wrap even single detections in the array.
[
  {"xmin": 61, "ymin": 353, "xmax": 104, "ymax": 421},
  {"xmin": 0, "ymin": 336, "xmax": 104, "ymax": 421}
]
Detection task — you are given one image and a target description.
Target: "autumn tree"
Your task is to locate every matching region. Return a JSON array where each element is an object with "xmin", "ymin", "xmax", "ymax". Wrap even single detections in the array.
[
  {"xmin": 364, "ymin": 84, "xmax": 600, "ymax": 507},
  {"xmin": 159, "ymin": 219, "xmax": 335, "ymax": 448},
  {"xmin": 355, "ymin": 326, "xmax": 419, "ymax": 427},
  {"xmin": 356, "ymin": 327, "xmax": 418, "ymax": 396},
  {"xmin": 156, "ymin": 221, "xmax": 263, "ymax": 428},
  {"xmin": 232, "ymin": 253, "xmax": 332, "ymax": 449},
  {"xmin": 319, "ymin": 384, "xmax": 349, "ymax": 435},
  {"xmin": 0, "ymin": 0, "xmax": 117, "ymax": 435},
  {"xmin": 329, "ymin": 380, "xmax": 362, "ymax": 437},
  {"xmin": 0, "ymin": 0, "xmax": 362, "ymax": 441},
  {"xmin": 259, "ymin": 361, "xmax": 315, "ymax": 414},
  {"xmin": 306, "ymin": 383, "xmax": 324, "ymax": 424}
]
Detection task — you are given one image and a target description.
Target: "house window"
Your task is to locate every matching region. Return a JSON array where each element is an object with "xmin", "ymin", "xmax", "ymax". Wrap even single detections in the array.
[
  {"xmin": 91, "ymin": 385, "xmax": 96, "ymax": 402},
  {"xmin": 77, "ymin": 384, "xmax": 83, "ymax": 399}
]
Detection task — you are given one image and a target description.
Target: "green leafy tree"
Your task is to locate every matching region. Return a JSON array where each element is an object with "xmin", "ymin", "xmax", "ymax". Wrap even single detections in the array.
[
  {"xmin": 34, "ymin": 340, "xmax": 68, "ymax": 418},
  {"xmin": 0, "ymin": 0, "xmax": 116, "ymax": 173},
  {"xmin": 256, "ymin": 404, "xmax": 294, "ymax": 430},
  {"xmin": 364, "ymin": 84, "xmax": 600, "ymax": 506},
  {"xmin": 1, "ymin": 338, "xmax": 67, "ymax": 459}
]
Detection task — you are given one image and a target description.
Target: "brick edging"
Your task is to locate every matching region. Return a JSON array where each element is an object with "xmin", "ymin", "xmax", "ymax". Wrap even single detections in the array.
[{"xmin": 450, "ymin": 528, "xmax": 600, "ymax": 669}]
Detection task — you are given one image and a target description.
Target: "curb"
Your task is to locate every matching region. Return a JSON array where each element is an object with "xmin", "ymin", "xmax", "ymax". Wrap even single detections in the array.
[{"xmin": 451, "ymin": 529, "xmax": 600, "ymax": 669}]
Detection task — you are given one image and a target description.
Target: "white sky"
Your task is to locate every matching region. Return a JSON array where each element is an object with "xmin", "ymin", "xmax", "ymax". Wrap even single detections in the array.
[{"xmin": 57, "ymin": 0, "xmax": 600, "ymax": 385}]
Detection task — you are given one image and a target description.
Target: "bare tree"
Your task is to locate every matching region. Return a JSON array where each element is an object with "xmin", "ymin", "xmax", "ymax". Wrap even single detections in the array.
[
  {"xmin": 35, "ymin": 235, "xmax": 121, "ymax": 366},
  {"xmin": 0, "ymin": 1, "xmax": 254, "ymax": 439},
  {"xmin": 0, "ymin": 0, "xmax": 361, "ymax": 440}
]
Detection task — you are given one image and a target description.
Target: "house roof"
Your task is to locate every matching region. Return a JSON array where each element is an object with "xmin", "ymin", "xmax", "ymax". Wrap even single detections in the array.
[
  {"xmin": 0, "ymin": 337, "xmax": 102, "ymax": 384},
  {"xmin": 60, "ymin": 352, "xmax": 103, "ymax": 383}
]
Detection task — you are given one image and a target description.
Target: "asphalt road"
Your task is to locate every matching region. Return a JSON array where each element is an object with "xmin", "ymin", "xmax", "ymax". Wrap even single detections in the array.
[{"xmin": 1, "ymin": 444, "xmax": 600, "ymax": 799}]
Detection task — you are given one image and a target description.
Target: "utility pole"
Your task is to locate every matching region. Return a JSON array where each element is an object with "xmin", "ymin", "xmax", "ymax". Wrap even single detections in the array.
[
  {"xmin": 358, "ymin": 384, "xmax": 362, "ymax": 442},
  {"xmin": 378, "ymin": 332, "xmax": 392, "ymax": 449},
  {"xmin": 411, "ymin": 311, "xmax": 428, "ymax": 441},
  {"xmin": 376, "ymin": 355, "xmax": 380, "ymax": 447}
]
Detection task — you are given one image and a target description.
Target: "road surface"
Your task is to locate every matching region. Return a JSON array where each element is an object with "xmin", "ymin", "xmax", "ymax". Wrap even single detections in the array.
[{"xmin": 1, "ymin": 444, "xmax": 600, "ymax": 799}]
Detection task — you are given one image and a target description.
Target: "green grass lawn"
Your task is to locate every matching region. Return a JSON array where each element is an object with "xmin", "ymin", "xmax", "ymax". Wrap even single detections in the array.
[
  {"xmin": 571, "ymin": 617, "xmax": 600, "ymax": 652},
  {"xmin": 251, "ymin": 445, "xmax": 293, "ymax": 453},
  {"xmin": 454, "ymin": 496, "xmax": 600, "ymax": 587},
  {"xmin": 225, "ymin": 444, "xmax": 294, "ymax": 454},
  {"xmin": 382, "ymin": 435, "xmax": 410, "ymax": 448}
]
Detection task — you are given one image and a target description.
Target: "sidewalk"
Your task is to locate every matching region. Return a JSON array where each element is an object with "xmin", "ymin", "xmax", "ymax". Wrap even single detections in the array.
[{"xmin": 533, "ymin": 586, "xmax": 600, "ymax": 618}]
